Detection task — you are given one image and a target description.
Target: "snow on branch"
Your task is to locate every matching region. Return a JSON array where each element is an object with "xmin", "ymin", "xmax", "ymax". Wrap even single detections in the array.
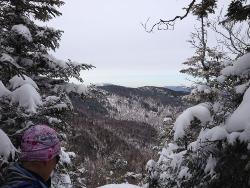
[
  {"xmin": 62, "ymin": 83, "xmax": 88, "ymax": 95},
  {"xmin": 226, "ymin": 86, "xmax": 250, "ymax": 133},
  {"xmin": 11, "ymin": 84, "xmax": 42, "ymax": 113},
  {"xmin": 9, "ymin": 75, "xmax": 38, "ymax": 90},
  {"xmin": 38, "ymin": 54, "xmax": 94, "ymax": 82},
  {"xmin": 0, "ymin": 129, "xmax": 16, "ymax": 162},
  {"xmin": 11, "ymin": 24, "xmax": 32, "ymax": 42},
  {"xmin": 0, "ymin": 81, "xmax": 11, "ymax": 98},
  {"xmin": 0, "ymin": 53, "xmax": 22, "ymax": 69},
  {"xmin": 204, "ymin": 154, "xmax": 217, "ymax": 176},
  {"xmin": 221, "ymin": 52, "xmax": 250, "ymax": 76},
  {"xmin": 198, "ymin": 126, "xmax": 228, "ymax": 143},
  {"xmin": 98, "ymin": 184, "xmax": 141, "ymax": 188},
  {"xmin": 173, "ymin": 103, "xmax": 211, "ymax": 140}
]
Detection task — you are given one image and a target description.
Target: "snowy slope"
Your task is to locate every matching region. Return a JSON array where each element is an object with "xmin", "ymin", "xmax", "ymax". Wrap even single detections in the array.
[
  {"xmin": 98, "ymin": 85, "xmax": 188, "ymax": 128},
  {"xmin": 98, "ymin": 184, "xmax": 141, "ymax": 188},
  {"xmin": 69, "ymin": 85, "xmax": 188, "ymax": 187}
]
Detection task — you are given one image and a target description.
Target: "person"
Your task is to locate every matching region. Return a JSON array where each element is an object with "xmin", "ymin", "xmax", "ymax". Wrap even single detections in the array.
[{"xmin": 0, "ymin": 124, "xmax": 61, "ymax": 188}]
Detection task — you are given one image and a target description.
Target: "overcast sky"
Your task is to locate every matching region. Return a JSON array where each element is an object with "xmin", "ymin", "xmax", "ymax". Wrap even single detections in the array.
[{"xmin": 49, "ymin": 0, "xmax": 204, "ymax": 87}]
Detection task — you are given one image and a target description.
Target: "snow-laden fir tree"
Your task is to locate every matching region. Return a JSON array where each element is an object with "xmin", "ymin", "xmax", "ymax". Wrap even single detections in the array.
[
  {"xmin": 0, "ymin": 0, "xmax": 93, "ymax": 187},
  {"xmin": 146, "ymin": 1, "xmax": 250, "ymax": 187}
]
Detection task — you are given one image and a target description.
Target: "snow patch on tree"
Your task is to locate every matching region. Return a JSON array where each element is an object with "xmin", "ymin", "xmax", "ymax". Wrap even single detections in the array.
[
  {"xmin": 0, "ymin": 129, "xmax": 16, "ymax": 161},
  {"xmin": 226, "ymin": 87, "xmax": 250, "ymax": 132},
  {"xmin": 42, "ymin": 54, "xmax": 68, "ymax": 69},
  {"xmin": 60, "ymin": 147, "xmax": 76, "ymax": 165},
  {"xmin": 63, "ymin": 83, "xmax": 88, "ymax": 95},
  {"xmin": 191, "ymin": 85, "xmax": 212, "ymax": 94},
  {"xmin": 9, "ymin": 75, "xmax": 38, "ymax": 90},
  {"xmin": 204, "ymin": 155, "xmax": 217, "ymax": 175},
  {"xmin": 198, "ymin": 126, "xmax": 228, "ymax": 142},
  {"xmin": 98, "ymin": 184, "xmax": 141, "ymax": 188},
  {"xmin": 42, "ymin": 54, "xmax": 81, "ymax": 69},
  {"xmin": 11, "ymin": 84, "xmax": 42, "ymax": 113},
  {"xmin": 216, "ymin": 75, "xmax": 226, "ymax": 83},
  {"xmin": 47, "ymin": 117, "xmax": 62, "ymax": 124},
  {"xmin": 52, "ymin": 173, "xmax": 72, "ymax": 188},
  {"xmin": 221, "ymin": 53, "xmax": 250, "ymax": 76},
  {"xmin": 235, "ymin": 82, "xmax": 250, "ymax": 94},
  {"xmin": 226, "ymin": 127, "xmax": 250, "ymax": 144},
  {"xmin": 0, "ymin": 53, "xmax": 15, "ymax": 64},
  {"xmin": 51, "ymin": 103, "xmax": 68, "ymax": 111},
  {"xmin": 187, "ymin": 141, "xmax": 198, "ymax": 151},
  {"xmin": 11, "ymin": 24, "xmax": 32, "ymax": 42},
  {"xmin": 45, "ymin": 96, "xmax": 60, "ymax": 103},
  {"xmin": 0, "ymin": 81, "xmax": 11, "ymax": 98},
  {"xmin": 178, "ymin": 167, "xmax": 191, "ymax": 179},
  {"xmin": 173, "ymin": 103, "xmax": 211, "ymax": 140}
]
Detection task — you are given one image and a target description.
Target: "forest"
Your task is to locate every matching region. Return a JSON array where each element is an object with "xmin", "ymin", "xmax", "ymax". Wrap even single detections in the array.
[{"xmin": 0, "ymin": 0, "xmax": 250, "ymax": 188}]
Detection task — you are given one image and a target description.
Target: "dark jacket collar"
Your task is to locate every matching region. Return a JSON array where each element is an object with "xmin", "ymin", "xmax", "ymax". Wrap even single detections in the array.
[
  {"xmin": 2, "ymin": 163, "xmax": 50, "ymax": 188},
  {"xmin": 20, "ymin": 164, "xmax": 51, "ymax": 187}
]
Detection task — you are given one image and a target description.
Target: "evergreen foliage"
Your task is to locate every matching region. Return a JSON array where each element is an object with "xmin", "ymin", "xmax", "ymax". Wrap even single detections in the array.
[
  {"xmin": 0, "ymin": 0, "xmax": 93, "ymax": 187},
  {"xmin": 146, "ymin": 1, "xmax": 250, "ymax": 187},
  {"xmin": 227, "ymin": 0, "xmax": 250, "ymax": 22}
]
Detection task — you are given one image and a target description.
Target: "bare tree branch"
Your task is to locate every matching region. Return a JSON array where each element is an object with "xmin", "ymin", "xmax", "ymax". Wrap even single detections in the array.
[
  {"xmin": 142, "ymin": 0, "xmax": 196, "ymax": 32},
  {"xmin": 209, "ymin": 14, "xmax": 250, "ymax": 57}
]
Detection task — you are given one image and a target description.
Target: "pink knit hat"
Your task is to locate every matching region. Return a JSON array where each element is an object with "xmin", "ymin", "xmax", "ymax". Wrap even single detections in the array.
[{"xmin": 20, "ymin": 125, "xmax": 61, "ymax": 161}]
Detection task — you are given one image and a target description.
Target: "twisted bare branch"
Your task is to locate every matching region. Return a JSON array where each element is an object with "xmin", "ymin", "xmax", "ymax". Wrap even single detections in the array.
[{"xmin": 142, "ymin": 0, "xmax": 196, "ymax": 32}]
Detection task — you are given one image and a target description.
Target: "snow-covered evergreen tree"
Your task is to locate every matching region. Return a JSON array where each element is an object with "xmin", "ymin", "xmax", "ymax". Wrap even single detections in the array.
[
  {"xmin": 0, "ymin": 0, "xmax": 93, "ymax": 187},
  {"xmin": 146, "ymin": 2, "xmax": 250, "ymax": 187}
]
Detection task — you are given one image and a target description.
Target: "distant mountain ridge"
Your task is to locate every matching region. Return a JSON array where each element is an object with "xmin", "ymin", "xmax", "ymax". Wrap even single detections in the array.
[
  {"xmin": 165, "ymin": 86, "xmax": 191, "ymax": 92},
  {"xmin": 98, "ymin": 83, "xmax": 191, "ymax": 93},
  {"xmin": 71, "ymin": 84, "xmax": 188, "ymax": 129},
  {"xmin": 99, "ymin": 85, "xmax": 186, "ymax": 106}
]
